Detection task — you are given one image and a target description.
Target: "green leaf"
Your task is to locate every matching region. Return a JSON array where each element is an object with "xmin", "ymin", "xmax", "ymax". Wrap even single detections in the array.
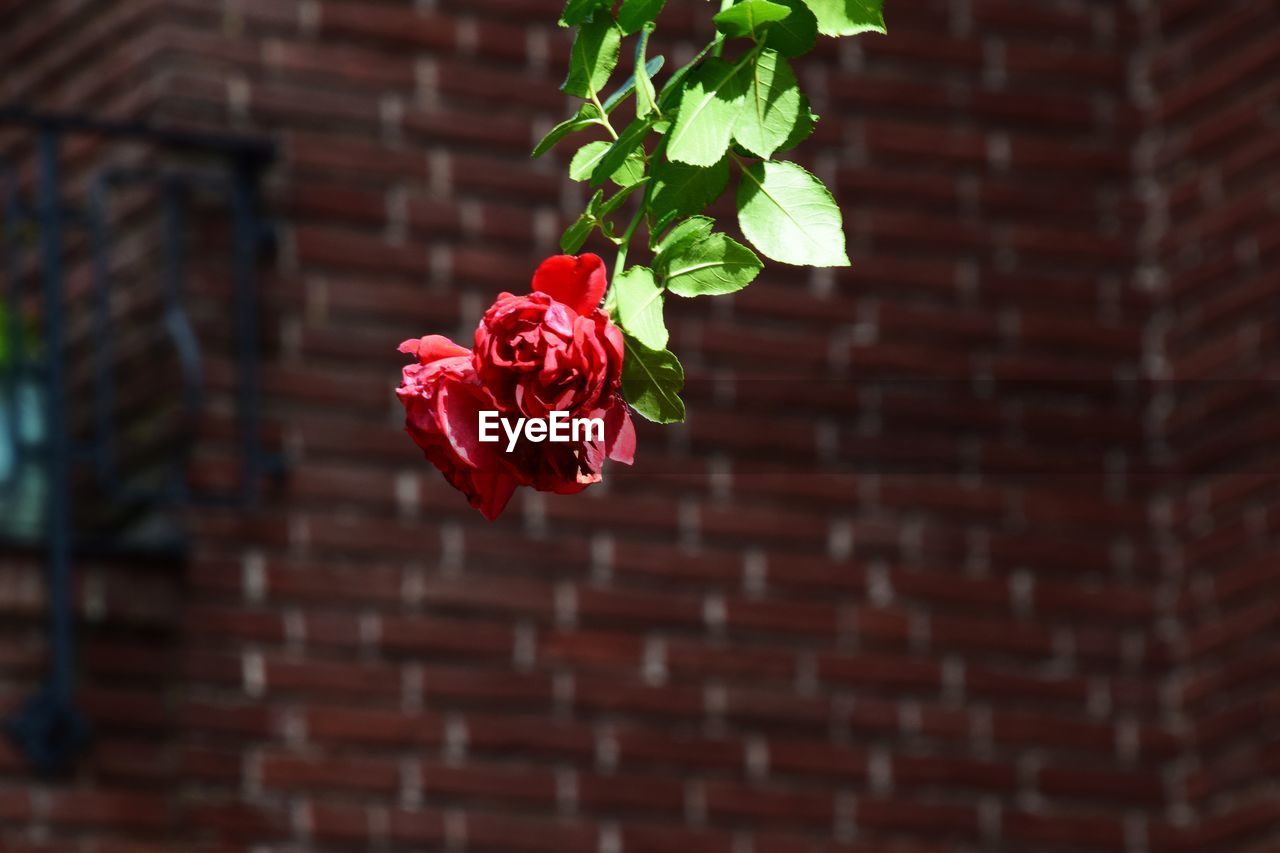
[
  {"xmin": 732, "ymin": 49, "xmax": 802, "ymax": 159},
  {"xmin": 648, "ymin": 156, "xmax": 730, "ymax": 223},
  {"xmin": 570, "ymin": 141, "xmax": 644, "ymax": 186},
  {"xmin": 590, "ymin": 115, "xmax": 655, "ymax": 187},
  {"xmin": 763, "ymin": 0, "xmax": 818, "ymax": 55},
  {"xmin": 622, "ymin": 335, "xmax": 685, "ymax": 423},
  {"xmin": 532, "ymin": 103, "xmax": 602, "ymax": 158},
  {"xmin": 618, "ymin": 0, "xmax": 667, "ymax": 34},
  {"xmin": 561, "ymin": 216, "xmax": 595, "ymax": 254},
  {"xmin": 656, "ymin": 215, "xmax": 714, "ymax": 256},
  {"xmin": 651, "ymin": 210, "xmax": 680, "ymax": 238},
  {"xmin": 559, "ymin": 0, "xmax": 612, "ymax": 27},
  {"xmin": 736, "ymin": 160, "xmax": 849, "ymax": 266},
  {"xmin": 562, "ymin": 19, "xmax": 622, "ymax": 99},
  {"xmin": 561, "ymin": 189, "xmax": 605, "ymax": 253},
  {"xmin": 665, "ymin": 56, "xmax": 749, "ymax": 167},
  {"xmin": 777, "ymin": 96, "xmax": 818, "ymax": 152},
  {"xmin": 570, "ymin": 141, "xmax": 611, "ymax": 181},
  {"xmin": 598, "ymin": 180, "xmax": 647, "ymax": 217},
  {"xmin": 614, "ymin": 154, "xmax": 646, "ymax": 186},
  {"xmin": 603, "ymin": 56, "xmax": 665, "ymax": 112},
  {"xmin": 615, "ymin": 266, "xmax": 668, "ymax": 349},
  {"xmin": 634, "ymin": 24, "xmax": 658, "ymax": 118},
  {"xmin": 713, "ymin": 0, "xmax": 792, "ymax": 39},
  {"xmin": 799, "ymin": 0, "xmax": 886, "ymax": 36},
  {"xmin": 657, "ymin": 43, "xmax": 714, "ymax": 110},
  {"xmin": 663, "ymin": 233, "xmax": 762, "ymax": 296}
]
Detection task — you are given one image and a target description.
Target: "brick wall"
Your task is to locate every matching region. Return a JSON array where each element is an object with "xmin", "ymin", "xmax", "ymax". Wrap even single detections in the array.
[
  {"xmin": 1144, "ymin": 1, "xmax": 1280, "ymax": 850},
  {"xmin": 0, "ymin": 0, "xmax": 1276, "ymax": 851}
]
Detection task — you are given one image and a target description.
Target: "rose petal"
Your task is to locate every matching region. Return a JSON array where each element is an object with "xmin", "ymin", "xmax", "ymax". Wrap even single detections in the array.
[
  {"xmin": 531, "ymin": 254, "xmax": 607, "ymax": 315},
  {"xmin": 467, "ymin": 469, "xmax": 520, "ymax": 520},
  {"xmin": 543, "ymin": 301, "xmax": 576, "ymax": 338},
  {"xmin": 436, "ymin": 380, "xmax": 508, "ymax": 471},
  {"xmin": 399, "ymin": 335, "xmax": 471, "ymax": 364},
  {"xmin": 603, "ymin": 397, "xmax": 635, "ymax": 465}
]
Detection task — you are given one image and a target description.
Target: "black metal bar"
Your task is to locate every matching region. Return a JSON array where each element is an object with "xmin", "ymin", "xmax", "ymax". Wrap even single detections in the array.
[
  {"xmin": 6, "ymin": 128, "xmax": 90, "ymax": 775},
  {"xmin": 87, "ymin": 177, "xmax": 117, "ymax": 499},
  {"xmin": 0, "ymin": 162, "xmax": 23, "ymax": 504},
  {"xmin": 37, "ymin": 131, "xmax": 71, "ymax": 700},
  {"xmin": 88, "ymin": 168, "xmax": 229, "ymax": 505},
  {"xmin": 0, "ymin": 108, "xmax": 274, "ymax": 162},
  {"xmin": 161, "ymin": 178, "xmax": 202, "ymax": 503},
  {"xmin": 231, "ymin": 156, "xmax": 267, "ymax": 503}
]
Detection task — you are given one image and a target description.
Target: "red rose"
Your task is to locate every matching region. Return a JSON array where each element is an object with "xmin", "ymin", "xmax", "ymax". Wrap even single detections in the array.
[
  {"xmin": 396, "ymin": 335, "xmax": 520, "ymax": 520},
  {"xmin": 474, "ymin": 253, "xmax": 620, "ymax": 419},
  {"xmin": 396, "ymin": 254, "xmax": 635, "ymax": 519},
  {"xmin": 473, "ymin": 253, "xmax": 634, "ymax": 489}
]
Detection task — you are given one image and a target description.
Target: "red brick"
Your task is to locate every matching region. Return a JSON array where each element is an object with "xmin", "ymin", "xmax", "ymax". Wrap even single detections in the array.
[
  {"xmin": 769, "ymin": 740, "xmax": 868, "ymax": 782},
  {"xmin": 48, "ymin": 792, "xmax": 171, "ymax": 832},
  {"xmin": 894, "ymin": 755, "xmax": 1017, "ymax": 792},
  {"xmin": 613, "ymin": 728, "xmax": 743, "ymax": 774},
  {"xmin": 264, "ymin": 39, "xmax": 416, "ymax": 89},
  {"xmin": 1003, "ymin": 812, "xmax": 1127, "ymax": 850},
  {"xmin": 310, "ymin": 801, "xmax": 371, "ymax": 842},
  {"xmin": 286, "ymin": 133, "xmax": 429, "ymax": 181},
  {"xmin": 856, "ymin": 797, "xmax": 980, "ymax": 838},
  {"xmin": 1038, "ymin": 765, "xmax": 1165, "ymax": 804},
  {"xmin": 422, "ymin": 665, "xmax": 554, "ymax": 708},
  {"xmin": 388, "ymin": 808, "xmax": 448, "ymax": 845},
  {"xmin": 317, "ymin": 2, "xmax": 455, "ymax": 51},
  {"xmin": 705, "ymin": 781, "xmax": 833, "ymax": 826},
  {"xmin": 576, "ymin": 772, "xmax": 685, "ymax": 815},
  {"xmin": 818, "ymin": 653, "xmax": 941, "ymax": 691},
  {"xmin": 464, "ymin": 812, "xmax": 598, "ymax": 853},
  {"xmin": 575, "ymin": 675, "xmax": 704, "ymax": 719},
  {"xmin": 621, "ymin": 824, "xmax": 736, "ymax": 853},
  {"xmin": 260, "ymin": 751, "xmax": 400, "ymax": 793},
  {"xmin": 725, "ymin": 597, "xmax": 840, "ymax": 638},
  {"xmin": 306, "ymin": 707, "xmax": 444, "ymax": 747},
  {"xmin": 665, "ymin": 639, "xmax": 798, "ymax": 681},
  {"xmin": 380, "ymin": 615, "xmax": 514, "ymax": 660},
  {"xmin": 419, "ymin": 762, "xmax": 557, "ymax": 807},
  {"xmin": 992, "ymin": 711, "xmax": 1115, "ymax": 754},
  {"xmin": 466, "ymin": 714, "xmax": 595, "ymax": 761},
  {"xmin": 183, "ymin": 801, "xmax": 290, "ymax": 841},
  {"xmin": 0, "ymin": 790, "xmax": 31, "ymax": 822}
]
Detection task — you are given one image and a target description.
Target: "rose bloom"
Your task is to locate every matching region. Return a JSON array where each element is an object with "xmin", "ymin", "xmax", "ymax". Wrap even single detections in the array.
[
  {"xmin": 396, "ymin": 254, "xmax": 634, "ymax": 519},
  {"xmin": 396, "ymin": 335, "xmax": 520, "ymax": 520},
  {"xmin": 475, "ymin": 253, "xmax": 620, "ymax": 418}
]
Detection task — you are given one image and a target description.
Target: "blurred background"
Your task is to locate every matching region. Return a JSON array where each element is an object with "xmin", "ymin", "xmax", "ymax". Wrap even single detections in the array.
[{"xmin": 0, "ymin": 0, "xmax": 1278, "ymax": 850}]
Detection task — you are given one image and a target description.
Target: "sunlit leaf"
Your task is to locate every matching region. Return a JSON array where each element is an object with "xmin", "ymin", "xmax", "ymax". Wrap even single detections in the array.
[
  {"xmin": 732, "ymin": 49, "xmax": 803, "ymax": 159},
  {"xmin": 622, "ymin": 335, "xmax": 686, "ymax": 423},
  {"xmin": 562, "ymin": 19, "xmax": 622, "ymax": 99},
  {"xmin": 799, "ymin": 0, "xmax": 886, "ymax": 36},
  {"xmin": 615, "ymin": 266, "xmax": 668, "ymax": 349},
  {"xmin": 736, "ymin": 160, "xmax": 849, "ymax": 266}
]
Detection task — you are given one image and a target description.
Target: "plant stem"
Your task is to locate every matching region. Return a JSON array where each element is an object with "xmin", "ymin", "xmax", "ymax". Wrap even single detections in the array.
[
  {"xmin": 589, "ymin": 93, "xmax": 619, "ymax": 140},
  {"xmin": 712, "ymin": 0, "xmax": 734, "ymax": 57},
  {"xmin": 613, "ymin": 204, "xmax": 646, "ymax": 279}
]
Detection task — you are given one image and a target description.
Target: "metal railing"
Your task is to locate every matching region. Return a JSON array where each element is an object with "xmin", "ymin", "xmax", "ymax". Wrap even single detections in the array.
[{"xmin": 0, "ymin": 108, "xmax": 280, "ymax": 773}]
